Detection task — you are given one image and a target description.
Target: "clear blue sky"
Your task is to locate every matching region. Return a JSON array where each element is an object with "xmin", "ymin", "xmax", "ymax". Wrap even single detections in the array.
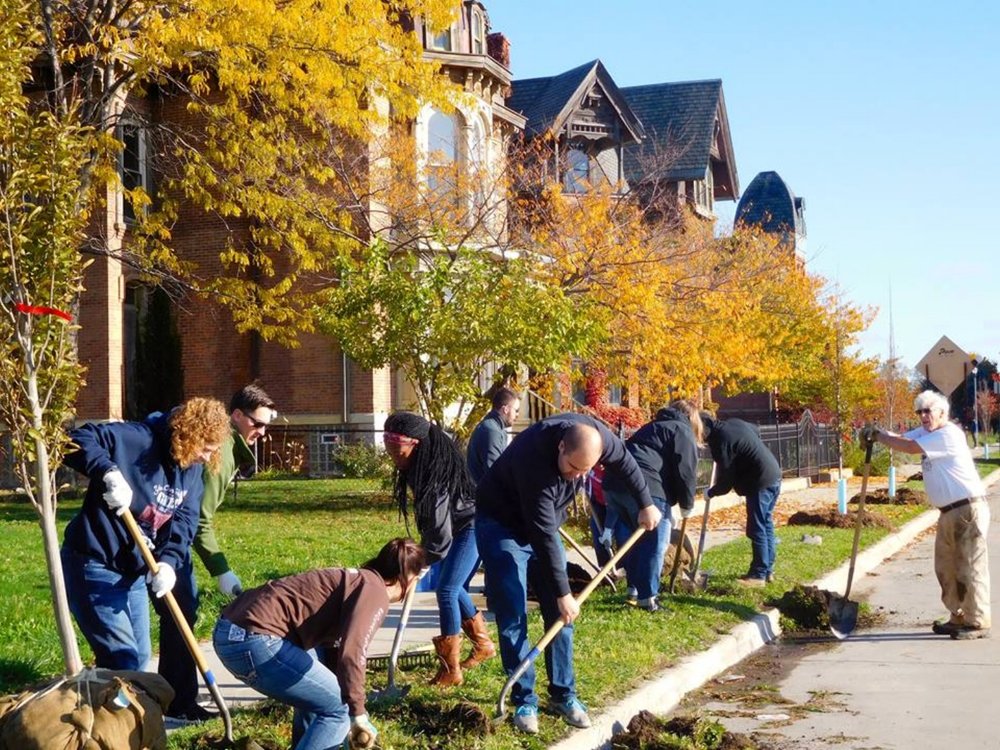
[{"xmin": 485, "ymin": 0, "xmax": 1000, "ymax": 371}]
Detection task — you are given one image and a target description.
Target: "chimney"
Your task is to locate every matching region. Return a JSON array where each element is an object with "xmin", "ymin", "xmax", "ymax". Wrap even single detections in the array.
[{"xmin": 487, "ymin": 32, "xmax": 510, "ymax": 69}]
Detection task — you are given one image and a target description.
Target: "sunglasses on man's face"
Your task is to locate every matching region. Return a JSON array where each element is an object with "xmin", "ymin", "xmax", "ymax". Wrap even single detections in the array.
[
  {"xmin": 244, "ymin": 412, "xmax": 270, "ymax": 429},
  {"xmin": 915, "ymin": 408, "xmax": 934, "ymax": 416}
]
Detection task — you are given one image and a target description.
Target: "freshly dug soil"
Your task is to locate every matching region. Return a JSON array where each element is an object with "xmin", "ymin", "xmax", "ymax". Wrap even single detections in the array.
[
  {"xmin": 396, "ymin": 698, "xmax": 493, "ymax": 747},
  {"xmin": 849, "ymin": 486, "xmax": 926, "ymax": 505},
  {"xmin": 785, "ymin": 507, "xmax": 892, "ymax": 529},
  {"xmin": 611, "ymin": 710, "xmax": 773, "ymax": 749},
  {"xmin": 769, "ymin": 584, "xmax": 882, "ymax": 632}
]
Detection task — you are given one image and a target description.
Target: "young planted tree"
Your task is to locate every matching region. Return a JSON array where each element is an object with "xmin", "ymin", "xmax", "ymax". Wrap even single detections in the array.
[
  {"xmin": 319, "ymin": 240, "xmax": 596, "ymax": 433},
  {"xmin": 0, "ymin": 4, "xmax": 89, "ymax": 674}
]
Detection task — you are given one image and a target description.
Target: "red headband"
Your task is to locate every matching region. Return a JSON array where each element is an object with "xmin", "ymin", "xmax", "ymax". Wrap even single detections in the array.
[{"xmin": 383, "ymin": 431, "xmax": 419, "ymax": 446}]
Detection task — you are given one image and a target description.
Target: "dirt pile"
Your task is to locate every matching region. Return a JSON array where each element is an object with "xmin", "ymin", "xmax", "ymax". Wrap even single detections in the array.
[
  {"xmin": 391, "ymin": 698, "xmax": 492, "ymax": 748},
  {"xmin": 611, "ymin": 710, "xmax": 774, "ymax": 749},
  {"xmin": 785, "ymin": 508, "xmax": 892, "ymax": 529},
  {"xmin": 850, "ymin": 486, "xmax": 926, "ymax": 505},
  {"xmin": 769, "ymin": 584, "xmax": 882, "ymax": 633}
]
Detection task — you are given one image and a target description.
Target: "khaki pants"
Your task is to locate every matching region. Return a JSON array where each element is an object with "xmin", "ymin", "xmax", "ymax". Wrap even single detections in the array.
[{"xmin": 935, "ymin": 500, "xmax": 991, "ymax": 628}]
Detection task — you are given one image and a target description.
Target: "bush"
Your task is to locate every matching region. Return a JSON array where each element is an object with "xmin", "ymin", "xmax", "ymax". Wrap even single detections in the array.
[
  {"xmin": 333, "ymin": 442, "xmax": 393, "ymax": 480},
  {"xmin": 842, "ymin": 440, "xmax": 892, "ymax": 476}
]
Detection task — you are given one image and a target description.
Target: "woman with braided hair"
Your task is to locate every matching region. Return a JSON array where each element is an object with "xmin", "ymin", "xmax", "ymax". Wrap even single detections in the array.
[{"xmin": 383, "ymin": 411, "xmax": 496, "ymax": 686}]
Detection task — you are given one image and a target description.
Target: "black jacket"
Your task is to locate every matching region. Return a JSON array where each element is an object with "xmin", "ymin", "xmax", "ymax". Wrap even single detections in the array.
[
  {"xmin": 603, "ymin": 407, "xmax": 698, "ymax": 512},
  {"xmin": 476, "ymin": 412, "xmax": 651, "ymax": 597},
  {"xmin": 703, "ymin": 416, "xmax": 781, "ymax": 497}
]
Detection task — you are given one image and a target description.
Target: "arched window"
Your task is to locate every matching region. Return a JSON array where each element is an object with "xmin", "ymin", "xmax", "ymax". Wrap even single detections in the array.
[
  {"xmin": 563, "ymin": 147, "xmax": 590, "ymax": 194},
  {"xmin": 427, "ymin": 109, "xmax": 458, "ymax": 195},
  {"xmin": 471, "ymin": 10, "xmax": 485, "ymax": 54}
]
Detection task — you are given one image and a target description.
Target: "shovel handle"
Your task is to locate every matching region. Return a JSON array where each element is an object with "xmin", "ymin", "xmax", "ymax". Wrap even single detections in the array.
[
  {"xmin": 667, "ymin": 515, "xmax": 690, "ymax": 594},
  {"xmin": 387, "ymin": 567, "xmax": 426, "ymax": 688},
  {"xmin": 844, "ymin": 440, "xmax": 874, "ymax": 599},
  {"xmin": 495, "ymin": 525, "xmax": 645, "ymax": 720},
  {"xmin": 119, "ymin": 509, "xmax": 234, "ymax": 741},
  {"xmin": 690, "ymin": 463, "xmax": 717, "ymax": 579}
]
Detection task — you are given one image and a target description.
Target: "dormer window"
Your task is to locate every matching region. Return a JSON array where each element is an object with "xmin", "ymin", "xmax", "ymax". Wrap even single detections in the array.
[
  {"xmin": 563, "ymin": 147, "xmax": 590, "ymax": 194},
  {"xmin": 429, "ymin": 25, "xmax": 453, "ymax": 51},
  {"xmin": 471, "ymin": 9, "xmax": 484, "ymax": 54}
]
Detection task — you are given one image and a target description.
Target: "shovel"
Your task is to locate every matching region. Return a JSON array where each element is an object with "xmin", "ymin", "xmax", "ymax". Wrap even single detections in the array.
[
  {"xmin": 828, "ymin": 438, "xmax": 874, "ymax": 639},
  {"xmin": 558, "ymin": 526, "xmax": 617, "ymax": 592},
  {"xmin": 120, "ymin": 509, "xmax": 262, "ymax": 750},
  {"xmin": 667, "ymin": 514, "xmax": 690, "ymax": 595},
  {"xmin": 688, "ymin": 463, "xmax": 717, "ymax": 589},
  {"xmin": 368, "ymin": 567, "xmax": 427, "ymax": 704},
  {"xmin": 494, "ymin": 525, "xmax": 645, "ymax": 724}
]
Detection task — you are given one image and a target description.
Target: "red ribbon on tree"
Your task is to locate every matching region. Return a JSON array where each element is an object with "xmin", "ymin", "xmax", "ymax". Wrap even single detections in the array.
[{"xmin": 13, "ymin": 302, "xmax": 73, "ymax": 322}]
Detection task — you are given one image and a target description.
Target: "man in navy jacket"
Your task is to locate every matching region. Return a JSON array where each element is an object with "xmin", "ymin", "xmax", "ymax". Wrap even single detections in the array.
[
  {"xmin": 475, "ymin": 413, "xmax": 656, "ymax": 734},
  {"xmin": 61, "ymin": 398, "xmax": 229, "ymax": 680}
]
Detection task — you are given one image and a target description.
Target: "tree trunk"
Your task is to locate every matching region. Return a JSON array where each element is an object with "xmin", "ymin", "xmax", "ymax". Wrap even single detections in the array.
[{"xmin": 28, "ymin": 370, "xmax": 83, "ymax": 675}]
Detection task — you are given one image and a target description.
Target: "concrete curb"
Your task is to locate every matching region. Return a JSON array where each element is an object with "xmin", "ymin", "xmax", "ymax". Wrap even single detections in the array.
[{"xmin": 549, "ymin": 467, "xmax": 1000, "ymax": 750}]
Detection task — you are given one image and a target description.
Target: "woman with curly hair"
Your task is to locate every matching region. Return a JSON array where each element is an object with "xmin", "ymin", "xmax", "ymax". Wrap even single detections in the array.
[
  {"xmin": 61, "ymin": 396, "xmax": 230, "ymax": 678},
  {"xmin": 382, "ymin": 411, "xmax": 495, "ymax": 686}
]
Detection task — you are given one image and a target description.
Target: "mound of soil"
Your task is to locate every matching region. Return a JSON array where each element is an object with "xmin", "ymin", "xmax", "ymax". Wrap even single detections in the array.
[
  {"xmin": 786, "ymin": 507, "xmax": 892, "ymax": 529},
  {"xmin": 769, "ymin": 584, "xmax": 882, "ymax": 632},
  {"xmin": 849, "ymin": 486, "xmax": 926, "ymax": 505},
  {"xmin": 613, "ymin": 710, "xmax": 768, "ymax": 749},
  {"xmin": 400, "ymin": 698, "xmax": 493, "ymax": 744}
]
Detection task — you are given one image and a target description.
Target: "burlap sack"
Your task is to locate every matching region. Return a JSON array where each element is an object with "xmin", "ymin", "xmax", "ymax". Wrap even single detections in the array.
[{"xmin": 0, "ymin": 668, "xmax": 174, "ymax": 750}]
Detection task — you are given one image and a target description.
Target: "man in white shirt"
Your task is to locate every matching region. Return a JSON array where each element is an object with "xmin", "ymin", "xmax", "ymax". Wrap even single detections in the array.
[{"xmin": 870, "ymin": 389, "xmax": 989, "ymax": 640}]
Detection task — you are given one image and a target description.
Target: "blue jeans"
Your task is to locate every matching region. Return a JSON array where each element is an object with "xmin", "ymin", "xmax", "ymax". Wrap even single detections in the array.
[
  {"xmin": 606, "ymin": 492, "xmax": 671, "ymax": 600},
  {"xmin": 61, "ymin": 547, "xmax": 151, "ymax": 669},
  {"xmin": 746, "ymin": 481, "xmax": 781, "ymax": 579},
  {"xmin": 475, "ymin": 512, "xmax": 576, "ymax": 708},
  {"xmin": 152, "ymin": 554, "xmax": 199, "ymax": 713},
  {"xmin": 213, "ymin": 619, "xmax": 349, "ymax": 750},
  {"xmin": 436, "ymin": 523, "xmax": 480, "ymax": 635}
]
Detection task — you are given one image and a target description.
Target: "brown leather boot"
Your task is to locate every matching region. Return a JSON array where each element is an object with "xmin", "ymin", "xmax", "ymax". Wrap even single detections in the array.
[
  {"xmin": 429, "ymin": 634, "xmax": 463, "ymax": 686},
  {"xmin": 459, "ymin": 611, "xmax": 496, "ymax": 670}
]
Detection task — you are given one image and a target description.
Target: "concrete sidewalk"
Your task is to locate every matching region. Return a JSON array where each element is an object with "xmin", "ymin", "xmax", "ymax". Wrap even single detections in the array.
[{"xmin": 160, "ymin": 470, "xmax": 909, "ymax": 714}]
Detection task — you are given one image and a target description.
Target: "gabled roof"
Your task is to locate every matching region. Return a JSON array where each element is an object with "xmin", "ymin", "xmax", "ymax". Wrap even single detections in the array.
[
  {"xmin": 507, "ymin": 59, "xmax": 644, "ymax": 143},
  {"xmin": 620, "ymin": 80, "xmax": 738, "ymax": 196},
  {"xmin": 736, "ymin": 171, "xmax": 806, "ymax": 236}
]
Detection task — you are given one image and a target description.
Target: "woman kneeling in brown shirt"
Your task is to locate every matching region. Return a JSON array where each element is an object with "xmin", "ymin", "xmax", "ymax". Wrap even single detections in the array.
[{"xmin": 213, "ymin": 538, "xmax": 425, "ymax": 749}]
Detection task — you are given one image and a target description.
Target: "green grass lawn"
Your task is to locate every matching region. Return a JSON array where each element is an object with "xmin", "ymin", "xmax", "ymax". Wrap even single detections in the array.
[{"xmin": 2, "ymin": 465, "xmax": 994, "ymax": 749}]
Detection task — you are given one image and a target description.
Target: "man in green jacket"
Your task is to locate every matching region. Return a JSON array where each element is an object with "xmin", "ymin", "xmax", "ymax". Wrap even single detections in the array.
[{"xmin": 159, "ymin": 383, "xmax": 276, "ymax": 723}]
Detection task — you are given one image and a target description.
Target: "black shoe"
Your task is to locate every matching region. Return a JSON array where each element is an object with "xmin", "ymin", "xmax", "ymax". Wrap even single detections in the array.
[
  {"xmin": 932, "ymin": 620, "xmax": 961, "ymax": 636},
  {"xmin": 167, "ymin": 704, "xmax": 218, "ymax": 724}
]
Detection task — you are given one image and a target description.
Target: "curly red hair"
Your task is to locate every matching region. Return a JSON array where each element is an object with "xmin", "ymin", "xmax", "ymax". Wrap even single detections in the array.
[{"xmin": 169, "ymin": 397, "xmax": 230, "ymax": 471}]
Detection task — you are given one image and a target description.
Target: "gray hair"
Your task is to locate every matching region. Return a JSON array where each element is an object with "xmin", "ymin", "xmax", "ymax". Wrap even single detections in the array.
[{"xmin": 914, "ymin": 390, "xmax": 949, "ymax": 418}]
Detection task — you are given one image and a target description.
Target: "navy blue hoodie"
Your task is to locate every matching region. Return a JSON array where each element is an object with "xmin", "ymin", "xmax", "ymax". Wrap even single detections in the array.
[
  {"xmin": 603, "ymin": 407, "xmax": 698, "ymax": 512},
  {"xmin": 62, "ymin": 412, "xmax": 204, "ymax": 575},
  {"xmin": 702, "ymin": 416, "xmax": 781, "ymax": 497},
  {"xmin": 476, "ymin": 412, "xmax": 651, "ymax": 597}
]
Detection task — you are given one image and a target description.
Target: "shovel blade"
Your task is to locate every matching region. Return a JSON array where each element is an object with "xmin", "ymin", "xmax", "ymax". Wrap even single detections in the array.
[
  {"xmin": 828, "ymin": 594, "xmax": 858, "ymax": 639},
  {"xmin": 367, "ymin": 683, "xmax": 411, "ymax": 705}
]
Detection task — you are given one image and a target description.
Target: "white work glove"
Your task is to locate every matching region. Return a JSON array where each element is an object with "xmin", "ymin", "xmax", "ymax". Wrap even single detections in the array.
[
  {"xmin": 216, "ymin": 570, "xmax": 243, "ymax": 596},
  {"xmin": 102, "ymin": 469, "xmax": 133, "ymax": 516},
  {"xmin": 598, "ymin": 527, "xmax": 613, "ymax": 547},
  {"xmin": 349, "ymin": 714, "xmax": 378, "ymax": 748},
  {"xmin": 146, "ymin": 563, "xmax": 176, "ymax": 598},
  {"xmin": 680, "ymin": 506, "xmax": 695, "ymax": 519}
]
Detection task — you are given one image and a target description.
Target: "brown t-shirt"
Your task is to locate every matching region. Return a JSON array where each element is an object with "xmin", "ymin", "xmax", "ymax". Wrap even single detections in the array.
[{"xmin": 221, "ymin": 567, "xmax": 389, "ymax": 716}]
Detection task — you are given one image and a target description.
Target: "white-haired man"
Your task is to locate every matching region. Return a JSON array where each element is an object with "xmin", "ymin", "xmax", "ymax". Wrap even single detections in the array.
[{"xmin": 869, "ymin": 390, "xmax": 989, "ymax": 640}]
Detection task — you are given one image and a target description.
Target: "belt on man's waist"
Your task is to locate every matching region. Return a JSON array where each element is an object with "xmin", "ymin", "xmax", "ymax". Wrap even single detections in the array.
[{"xmin": 938, "ymin": 497, "xmax": 982, "ymax": 514}]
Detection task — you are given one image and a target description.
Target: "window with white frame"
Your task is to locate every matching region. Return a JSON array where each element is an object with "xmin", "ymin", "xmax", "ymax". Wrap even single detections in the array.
[
  {"xmin": 429, "ymin": 24, "xmax": 452, "ymax": 51},
  {"xmin": 471, "ymin": 9, "xmax": 485, "ymax": 54},
  {"xmin": 427, "ymin": 108, "xmax": 458, "ymax": 196},
  {"xmin": 118, "ymin": 120, "xmax": 148, "ymax": 223}
]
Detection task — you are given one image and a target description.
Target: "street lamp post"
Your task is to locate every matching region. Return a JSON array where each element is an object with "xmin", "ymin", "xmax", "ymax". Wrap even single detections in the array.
[{"xmin": 971, "ymin": 360, "xmax": 979, "ymax": 448}]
